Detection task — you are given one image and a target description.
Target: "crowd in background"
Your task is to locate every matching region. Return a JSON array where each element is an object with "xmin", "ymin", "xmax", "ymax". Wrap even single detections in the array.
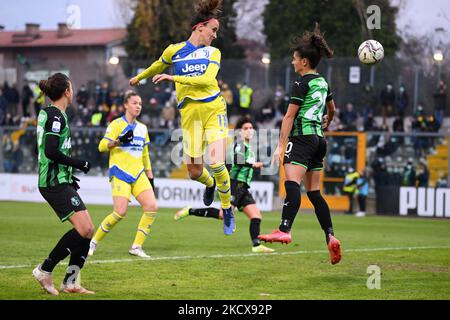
[
  {"xmin": 0, "ymin": 79, "xmax": 447, "ymax": 133},
  {"xmin": 1, "ymin": 78, "xmax": 449, "ymax": 193}
]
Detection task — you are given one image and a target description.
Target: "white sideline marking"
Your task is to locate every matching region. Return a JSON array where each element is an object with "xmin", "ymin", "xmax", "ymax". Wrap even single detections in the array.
[{"xmin": 1, "ymin": 246, "xmax": 450, "ymax": 270}]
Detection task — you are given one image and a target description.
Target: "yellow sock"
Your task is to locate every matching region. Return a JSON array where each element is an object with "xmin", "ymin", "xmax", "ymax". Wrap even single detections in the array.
[
  {"xmin": 132, "ymin": 212, "xmax": 157, "ymax": 248},
  {"xmin": 93, "ymin": 212, "xmax": 123, "ymax": 243},
  {"xmin": 210, "ymin": 163, "xmax": 231, "ymax": 209},
  {"xmin": 196, "ymin": 168, "xmax": 215, "ymax": 188}
]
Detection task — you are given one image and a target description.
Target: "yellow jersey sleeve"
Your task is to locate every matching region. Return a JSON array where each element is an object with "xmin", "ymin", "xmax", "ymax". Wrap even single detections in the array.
[
  {"xmin": 143, "ymin": 131, "xmax": 152, "ymax": 171},
  {"xmin": 173, "ymin": 49, "xmax": 221, "ymax": 87},
  {"xmin": 99, "ymin": 122, "xmax": 120, "ymax": 153},
  {"xmin": 136, "ymin": 45, "xmax": 176, "ymax": 82}
]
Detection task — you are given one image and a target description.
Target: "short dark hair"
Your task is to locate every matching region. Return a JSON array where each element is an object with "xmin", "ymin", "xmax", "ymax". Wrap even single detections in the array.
[
  {"xmin": 39, "ymin": 73, "xmax": 70, "ymax": 101},
  {"xmin": 235, "ymin": 115, "xmax": 255, "ymax": 130},
  {"xmin": 293, "ymin": 23, "xmax": 334, "ymax": 69}
]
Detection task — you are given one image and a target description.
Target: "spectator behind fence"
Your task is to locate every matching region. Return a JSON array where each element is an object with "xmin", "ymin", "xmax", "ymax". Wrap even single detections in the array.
[
  {"xmin": 76, "ymin": 84, "xmax": 90, "ymax": 108},
  {"xmin": 397, "ymin": 84, "xmax": 409, "ymax": 117},
  {"xmin": 343, "ymin": 167, "xmax": 360, "ymax": 215},
  {"xmin": 95, "ymin": 82, "xmax": 111, "ymax": 107},
  {"xmin": 160, "ymin": 101, "xmax": 176, "ymax": 129},
  {"xmin": 416, "ymin": 162, "xmax": 430, "ymax": 188},
  {"xmin": 239, "ymin": 83, "xmax": 253, "ymax": 116},
  {"xmin": 2, "ymin": 133, "xmax": 23, "ymax": 173},
  {"xmin": 402, "ymin": 160, "xmax": 416, "ymax": 187},
  {"xmin": 21, "ymin": 82, "xmax": 34, "ymax": 118},
  {"xmin": 3, "ymin": 82, "xmax": 20, "ymax": 117},
  {"xmin": 0, "ymin": 88, "xmax": 7, "ymax": 125},
  {"xmin": 257, "ymin": 99, "xmax": 276, "ymax": 124},
  {"xmin": 356, "ymin": 169, "xmax": 369, "ymax": 217},
  {"xmin": 340, "ymin": 103, "xmax": 358, "ymax": 131},
  {"xmin": 433, "ymin": 80, "xmax": 447, "ymax": 128},
  {"xmin": 380, "ymin": 83, "xmax": 395, "ymax": 124},
  {"xmin": 33, "ymin": 82, "xmax": 45, "ymax": 116}
]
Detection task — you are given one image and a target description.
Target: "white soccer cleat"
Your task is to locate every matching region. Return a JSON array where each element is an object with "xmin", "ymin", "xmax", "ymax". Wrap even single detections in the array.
[
  {"xmin": 356, "ymin": 211, "xmax": 366, "ymax": 218},
  {"xmin": 32, "ymin": 265, "xmax": 59, "ymax": 296},
  {"xmin": 88, "ymin": 240, "xmax": 97, "ymax": 257},
  {"xmin": 129, "ymin": 246, "xmax": 151, "ymax": 258},
  {"xmin": 60, "ymin": 283, "xmax": 95, "ymax": 295}
]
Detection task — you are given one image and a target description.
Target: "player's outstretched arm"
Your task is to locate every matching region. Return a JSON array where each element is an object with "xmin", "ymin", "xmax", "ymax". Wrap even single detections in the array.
[
  {"xmin": 45, "ymin": 135, "xmax": 90, "ymax": 174},
  {"xmin": 130, "ymin": 46, "xmax": 174, "ymax": 86}
]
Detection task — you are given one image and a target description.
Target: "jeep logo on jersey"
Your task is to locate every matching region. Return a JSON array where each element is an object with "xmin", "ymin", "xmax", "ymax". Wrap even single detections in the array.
[
  {"xmin": 129, "ymin": 139, "xmax": 144, "ymax": 147},
  {"xmin": 181, "ymin": 63, "xmax": 208, "ymax": 74}
]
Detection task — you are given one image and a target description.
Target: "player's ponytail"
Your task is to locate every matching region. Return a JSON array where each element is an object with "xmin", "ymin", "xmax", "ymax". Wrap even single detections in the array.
[
  {"xmin": 191, "ymin": 0, "xmax": 222, "ymax": 30},
  {"xmin": 39, "ymin": 73, "xmax": 70, "ymax": 101},
  {"xmin": 311, "ymin": 23, "xmax": 333, "ymax": 59},
  {"xmin": 293, "ymin": 22, "xmax": 333, "ymax": 69}
]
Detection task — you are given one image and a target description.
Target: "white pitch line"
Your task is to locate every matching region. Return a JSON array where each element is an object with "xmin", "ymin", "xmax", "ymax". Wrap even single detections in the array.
[{"xmin": 1, "ymin": 245, "xmax": 450, "ymax": 270}]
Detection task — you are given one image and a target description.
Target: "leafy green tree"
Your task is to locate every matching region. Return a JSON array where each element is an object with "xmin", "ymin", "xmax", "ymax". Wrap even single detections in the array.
[{"xmin": 263, "ymin": 0, "xmax": 400, "ymax": 59}]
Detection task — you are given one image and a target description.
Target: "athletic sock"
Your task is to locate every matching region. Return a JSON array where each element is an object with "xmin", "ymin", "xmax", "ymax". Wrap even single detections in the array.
[
  {"xmin": 210, "ymin": 163, "xmax": 231, "ymax": 209},
  {"xmin": 250, "ymin": 218, "xmax": 262, "ymax": 247},
  {"xmin": 279, "ymin": 181, "xmax": 301, "ymax": 233},
  {"xmin": 41, "ymin": 229, "xmax": 85, "ymax": 273},
  {"xmin": 93, "ymin": 212, "xmax": 123, "ymax": 243},
  {"xmin": 63, "ymin": 237, "xmax": 91, "ymax": 285},
  {"xmin": 132, "ymin": 212, "xmax": 157, "ymax": 248},
  {"xmin": 189, "ymin": 208, "xmax": 220, "ymax": 219},
  {"xmin": 307, "ymin": 190, "xmax": 335, "ymax": 244},
  {"xmin": 196, "ymin": 168, "xmax": 215, "ymax": 188}
]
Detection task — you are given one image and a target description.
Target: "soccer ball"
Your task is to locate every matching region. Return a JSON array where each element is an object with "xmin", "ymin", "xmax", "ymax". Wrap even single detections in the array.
[{"xmin": 358, "ymin": 40, "xmax": 384, "ymax": 65}]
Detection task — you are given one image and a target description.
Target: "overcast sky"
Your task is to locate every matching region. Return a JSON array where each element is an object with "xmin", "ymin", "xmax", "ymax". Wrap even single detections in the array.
[{"xmin": 0, "ymin": 0, "xmax": 449, "ymax": 40}]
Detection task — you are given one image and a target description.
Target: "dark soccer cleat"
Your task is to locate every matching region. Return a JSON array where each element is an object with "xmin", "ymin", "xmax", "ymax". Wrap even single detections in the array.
[
  {"xmin": 258, "ymin": 230, "xmax": 292, "ymax": 244},
  {"xmin": 203, "ymin": 178, "xmax": 216, "ymax": 206},
  {"xmin": 222, "ymin": 207, "xmax": 236, "ymax": 236},
  {"xmin": 328, "ymin": 235, "xmax": 342, "ymax": 265}
]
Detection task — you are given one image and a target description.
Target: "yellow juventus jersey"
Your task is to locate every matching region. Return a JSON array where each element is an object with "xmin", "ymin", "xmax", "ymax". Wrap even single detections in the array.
[
  {"xmin": 98, "ymin": 116, "xmax": 152, "ymax": 184},
  {"xmin": 136, "ymin": 41, "xmax": 221, "ymax": 109}
]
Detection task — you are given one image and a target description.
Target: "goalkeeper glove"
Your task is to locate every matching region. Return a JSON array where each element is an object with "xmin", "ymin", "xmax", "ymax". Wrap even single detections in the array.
[{"xmin": 119, "ymin": 130, "xmax": 134, "ymax": 144}]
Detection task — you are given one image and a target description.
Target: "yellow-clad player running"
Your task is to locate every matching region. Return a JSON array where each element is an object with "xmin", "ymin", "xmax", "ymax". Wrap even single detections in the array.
[
  {"xmin": 130, "ymin": 0, "xmax": 235, "ymax": 235},
  {"xmin": 89, "ymin": 91, "xmax": 157, "ymax": 258}
]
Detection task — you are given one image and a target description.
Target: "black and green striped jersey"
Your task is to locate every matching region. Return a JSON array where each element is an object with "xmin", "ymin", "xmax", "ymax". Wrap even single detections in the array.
[
  {"xmin": 37, "ymin": 105, "xmax": 73, "ymax": 188},
  {"xmin": 290, "ymin": 73, "xmax": 333, "ymax": 137},
  {"xmin": 230, "ymin": 142, "xmax": 256, "ymax": 187}
]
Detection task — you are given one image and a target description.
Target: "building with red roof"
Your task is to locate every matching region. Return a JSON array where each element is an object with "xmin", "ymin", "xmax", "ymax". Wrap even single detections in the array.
[{"xmin": 0, "ymin": 23, "xmax": 127, "ymax": 97}]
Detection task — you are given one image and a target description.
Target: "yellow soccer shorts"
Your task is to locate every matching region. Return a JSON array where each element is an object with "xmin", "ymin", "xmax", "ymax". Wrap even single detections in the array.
[
  {"xmin": 180, "ymin": 96, "xmax": 229, "ymax": 159},
  {"xmin": 110, "ymin": 173, "xmax": 152, "ymax": 201}
]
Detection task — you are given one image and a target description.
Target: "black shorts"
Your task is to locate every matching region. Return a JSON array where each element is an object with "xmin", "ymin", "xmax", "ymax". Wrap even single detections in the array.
[
  {"xmin": 283, "ymin": 135, "xmax": 327, "ymax": 171},
  {"xmin": 39, "ymin": 184, "xmax": 87, "ymax": 222},
  {"xmin": 231, "ymin": 180, "xmax": 256, "ymax": 212}
]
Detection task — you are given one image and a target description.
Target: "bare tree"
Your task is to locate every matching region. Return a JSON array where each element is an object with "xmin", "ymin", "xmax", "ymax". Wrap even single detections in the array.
[
  {"xmin": 113, "ymin": 0, "xmax": 136, "ymax": 26},
  {"xmin": 234, "ymin": 0, "xmax": 268, "ymax": 43}
]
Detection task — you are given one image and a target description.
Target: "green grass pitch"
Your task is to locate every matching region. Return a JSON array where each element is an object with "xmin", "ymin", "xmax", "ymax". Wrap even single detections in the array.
[{"xmin": 1, "ymin": 201, "xmax": 450, "ymax": 300}]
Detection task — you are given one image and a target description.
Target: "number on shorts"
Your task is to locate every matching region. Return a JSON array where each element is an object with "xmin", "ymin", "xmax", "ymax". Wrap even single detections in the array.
[{"xmin": 285, "ymin": 142, "xmax": 293, "ymax": 155}]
